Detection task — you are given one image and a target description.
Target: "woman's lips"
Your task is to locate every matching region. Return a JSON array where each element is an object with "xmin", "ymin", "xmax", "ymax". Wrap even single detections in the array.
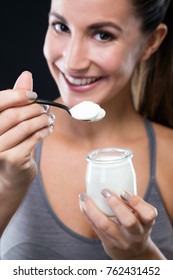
[
  {"xmin": 62, "ymin": 73, "xmax": 102, "ymax": 93},
  {"xmin": 64, "ymin": 73, "xmax": 100, "ymax": 86}
]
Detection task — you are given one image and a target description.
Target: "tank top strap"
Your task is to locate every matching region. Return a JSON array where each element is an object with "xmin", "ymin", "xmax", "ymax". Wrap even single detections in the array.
[
  {"xmin": 144, "ymin": 119, "xmax": 156, "ymax": 180},
  {"xmin": 34, "ymin": 142, "xmax": 43, "ymax": 167}
]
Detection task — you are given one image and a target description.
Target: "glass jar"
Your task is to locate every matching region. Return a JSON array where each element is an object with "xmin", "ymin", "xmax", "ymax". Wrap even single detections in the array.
[{"xmin": 86, "ymin": 147, "xmax": 136, "ymax": 216}]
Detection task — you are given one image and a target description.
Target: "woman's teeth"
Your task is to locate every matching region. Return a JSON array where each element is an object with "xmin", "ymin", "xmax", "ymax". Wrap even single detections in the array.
[{"xmin": 65, "ymin": 74, "xmax": 98, "ymax": 86}]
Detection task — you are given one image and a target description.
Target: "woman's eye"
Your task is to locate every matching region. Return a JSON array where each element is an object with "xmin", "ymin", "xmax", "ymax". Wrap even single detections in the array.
[
  {"xmin": 94, "ymin": 31, "xmax": 114, "ymax": 42},
  {"xmin": 52, "ymin": 22, "xmax": 69, "ymax": 33}
]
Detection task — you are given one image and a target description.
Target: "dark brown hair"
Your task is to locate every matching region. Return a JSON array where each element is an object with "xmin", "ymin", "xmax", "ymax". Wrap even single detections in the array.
[{"xmin": 132, "ymin": 0, "xmax": 173, "ymax": 128}]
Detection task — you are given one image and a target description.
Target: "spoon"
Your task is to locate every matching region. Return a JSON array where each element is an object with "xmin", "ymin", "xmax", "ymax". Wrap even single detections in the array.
[
  {"xmin": 36, "ymin": 98, "xmax": 106, "ymax": 122},
  {"xmin": 36, "ymin": 98, "xmax": 71, "ymax": 115}
]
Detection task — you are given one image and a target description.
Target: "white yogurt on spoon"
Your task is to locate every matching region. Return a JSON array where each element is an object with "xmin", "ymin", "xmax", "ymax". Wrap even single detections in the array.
[
  {"xmin": 70, "ymin": 101, "xmax": 106, "ymax": 121},
  {"xmin": 36, "ymin": 99, "xmax": 106, "ymax": 122}
]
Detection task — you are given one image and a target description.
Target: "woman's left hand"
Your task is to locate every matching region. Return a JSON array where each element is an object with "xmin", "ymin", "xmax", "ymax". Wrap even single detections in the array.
[{"xmin": 79, "ymin": 189, "xmax": 164, "ymax": 259}]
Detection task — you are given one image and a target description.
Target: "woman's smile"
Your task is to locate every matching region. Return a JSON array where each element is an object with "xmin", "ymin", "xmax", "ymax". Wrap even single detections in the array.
[
  {"xmin": 61, "ymin": 71, "xmax": 104, "ymax": 94},
  {"xmin": 63, "ymin": 73, "xmax": 101, "ymax": 86}
]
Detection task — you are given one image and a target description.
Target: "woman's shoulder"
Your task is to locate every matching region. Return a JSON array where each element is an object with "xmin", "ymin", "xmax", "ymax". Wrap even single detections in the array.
[
  {"xmin": 152, "ymin": 121, "xmax": 173, "ymax": 145},
  {"xmin": 152, "ymin": 122, "xmax": 173, "ymax": 222},
  {"xmin": 152, "ymin": 121, "xmax": 173, "ymax": 166},
  {"xmin": 154, "ymin": 122, "xmax": 173, "ymax": 177}
]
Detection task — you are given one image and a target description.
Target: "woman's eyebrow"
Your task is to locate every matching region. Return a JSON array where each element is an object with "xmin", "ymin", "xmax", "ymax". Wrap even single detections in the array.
[
  {"xmin": 88, "ymin": 22, "xmax": 122, "ymax": 32},
  {"xmin": 49, "ymin": 12, "xmax": 67, "ymax": 23}
]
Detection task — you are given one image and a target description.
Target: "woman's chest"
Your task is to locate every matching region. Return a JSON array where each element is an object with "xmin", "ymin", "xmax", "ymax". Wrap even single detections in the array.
[{"xmin": 40, "ymin": 144, "xmax": 99, "ymax": 238}]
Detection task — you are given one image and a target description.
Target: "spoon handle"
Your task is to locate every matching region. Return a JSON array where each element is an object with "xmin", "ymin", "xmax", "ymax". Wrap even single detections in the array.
[{"xmin": 35, "ymin": 98, "xmax": 71, "ymax": 115}]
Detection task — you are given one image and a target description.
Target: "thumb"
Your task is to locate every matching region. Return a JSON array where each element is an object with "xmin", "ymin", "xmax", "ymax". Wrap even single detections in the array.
[{"xmin": 13, "ymin": 71, "xmax": 33, "ymax": 91}]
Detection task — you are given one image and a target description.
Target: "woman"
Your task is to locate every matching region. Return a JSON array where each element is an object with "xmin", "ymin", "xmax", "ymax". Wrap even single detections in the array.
[{"xmin": 0, "ymin": 0, "xmax": 173, "ymax": 259}]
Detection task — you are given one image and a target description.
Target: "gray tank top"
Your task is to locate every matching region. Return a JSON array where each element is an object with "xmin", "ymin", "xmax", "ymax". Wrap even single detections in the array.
[{"xmin": 1, "ymin": 120, "xmax": 173, "ymax": 259}]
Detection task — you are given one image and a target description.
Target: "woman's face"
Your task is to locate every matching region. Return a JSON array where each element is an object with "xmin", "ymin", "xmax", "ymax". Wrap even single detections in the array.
[{"xmin": 44, "ymin": 0, "xmax": 147, "ymax": 107}]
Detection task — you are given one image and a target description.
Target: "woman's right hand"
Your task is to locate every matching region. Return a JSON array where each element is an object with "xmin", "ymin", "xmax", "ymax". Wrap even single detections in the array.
[
  {"xmin": 0, "ymin": 70, "xmax": 54, "ymax": 235},
  {"xmin": 0, "ymin": 71, "xmax": 54, "ymax": 191}
]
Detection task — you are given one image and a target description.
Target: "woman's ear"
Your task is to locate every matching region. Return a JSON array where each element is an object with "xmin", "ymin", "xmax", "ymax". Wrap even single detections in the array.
[{"xmin": 141, "ymin": 23, "xmax": 168, "ymax": 61}]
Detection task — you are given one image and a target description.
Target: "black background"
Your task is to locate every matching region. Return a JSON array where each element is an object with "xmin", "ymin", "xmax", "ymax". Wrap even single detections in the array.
[{"xmin": 0, "ymin": 0, "xmax": 58, "ymax": 100}]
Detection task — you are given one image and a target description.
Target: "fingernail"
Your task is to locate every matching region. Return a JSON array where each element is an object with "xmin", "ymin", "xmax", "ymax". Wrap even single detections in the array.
[
  {"xmin": 42, "ymin": 104, "xmax": 50, "ymax": 112},
  {"xmin": 50, "ymin": 124, "xmax": 54, "ymax": 133},
  {"xmin": 26, "ymin": 91, "xmax": 37, "ymax": 100},
  {"xmin": 49, "ymin": 113, "xmax": 56, "ymax": 121},
  {"xmin": 120, "ymin": 191, "xmax": 132, "ymax": 201},
  {"xmin": 101, "ymin": 188, "xmax": 112, "ymax": 199},
  {"xmin": 49, "ymin": 114, "xmax": 55, "ymax": 125},
  {"xmin": 79, "ymin": 193, "xmax": 88, "ymax": 202}
]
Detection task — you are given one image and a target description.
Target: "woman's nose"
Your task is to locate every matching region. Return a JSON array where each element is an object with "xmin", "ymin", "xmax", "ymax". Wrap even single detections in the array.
[{"xmin": 62, "ymin": 37, "xmax": 90, "ymax": 73}]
